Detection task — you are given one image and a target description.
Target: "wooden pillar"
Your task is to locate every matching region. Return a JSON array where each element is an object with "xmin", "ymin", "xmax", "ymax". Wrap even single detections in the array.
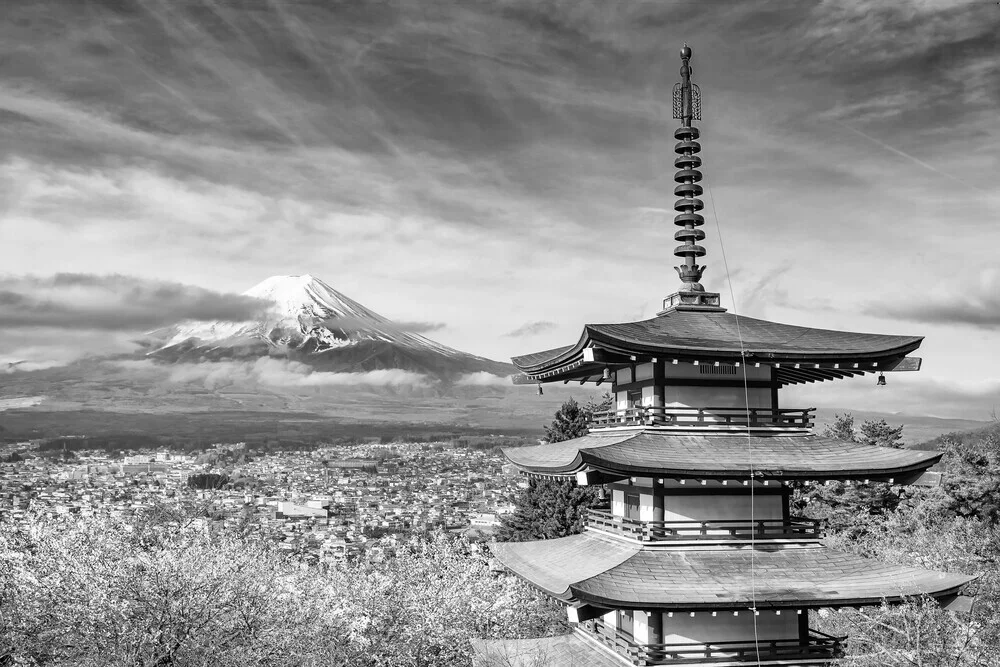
[
  {"xmin": 647, "ymin": 610, "xmax": 663, "ymax": 645},
  {"xmin": 770, "ymin": 366, "xmax": 779, "ymax": 411},
  {"xmin": 653, "ymin": 360, "xmax": 666, "ymax": 408},
  {"xmin": 798, "ymin": 609, "xmax": 809, "ymax": 644},
  {"xmin": 652, "ymin": 478, "xmax": 665, "ymax": 522}
]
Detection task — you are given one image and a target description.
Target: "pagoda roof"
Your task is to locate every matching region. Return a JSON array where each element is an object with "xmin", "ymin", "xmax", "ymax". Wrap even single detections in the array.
[
  {"xmin": 471, "ymin": 633, "xmax": 625, "ymax": 667},
  {"xmin": 512, "ymin": 309, "xmax": 922, "ymax": 384},
  {"xmin": 490, "ymin": 533, "xmax": 974, "ymax": 610},
  {"xmin": 502, "ymin": 430, "xmax": 941, "ymax": 481}
]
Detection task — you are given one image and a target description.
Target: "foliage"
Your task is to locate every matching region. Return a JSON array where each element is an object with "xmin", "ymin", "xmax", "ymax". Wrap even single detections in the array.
[
  {"xmin": 0, "ymin": 511, "xmax": 565, "ymax": 667},
  {"xmin": 496, "ymin": 478, "xmax": 603, "ymax": 542},
  {"xmin": 186, "ymin": 472, "xmax": 231, "ymax": 490},
  {"xmin": 820, "ymin": 513, "xmax": 1000, "ymax": 667},
  {"xmin": 542, "ymin": 398, "xmax": 589, "ymax": 444},
  {"xmin": 794, "ymin": 413, "xmax": 906, "ymax": 533},
  {"xmin": 499, "ymin": 395, "xmax": 612, "ymax": 541},
  {"xmin": 857, "ymin": 418, "xmax": 904, "ymax": 449},
  {"xmin": 812, "ymin": 422, "xmax": 1000, "ymax": 666},
  {"xmin": 542, "ymin": 393, "xmax": 613, "ymax": 444}
]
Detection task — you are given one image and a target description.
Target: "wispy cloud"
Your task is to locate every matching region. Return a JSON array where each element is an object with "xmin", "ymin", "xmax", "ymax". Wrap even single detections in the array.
[
  {"xmin": 455, "ymin": 371, "xmax": 511, "ymax": 387},
  {"xmin": 865, "ymin": 269, "xmax": 1000, "ymax": 330},
  {"xmin": 322, "ymin": 316, "xmax": 445, "ymax": 335},
  {"xmin": 503, "ymin": 321, "xmax": 556, "ymax": 338},
  {"xmin": 0, "ymin": 274, "xmax": 269, "ymax": 330},
  {"xmin": 116, "ymin": 358, "xmax": 432, "ymax": 390}
]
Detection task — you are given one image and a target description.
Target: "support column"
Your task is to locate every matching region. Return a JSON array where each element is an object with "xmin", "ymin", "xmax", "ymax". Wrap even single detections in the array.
[
  {"xmin": 647, "ymin": 610, "xmax": 664, "ymax": 662},
  {"xmin": 770, "ymin": 366, "xmax": 779, "ymax": 411},
  {"xmin": 653, "ymin": 361, "xmax": 666, "ymax": 410},
  {"xmin": 652, "ymin": 478, "xmax": 665, "ymax": 522},
  {"xmin": 798, "ymin": 609, "xmax": 809, "ymax": 645}
]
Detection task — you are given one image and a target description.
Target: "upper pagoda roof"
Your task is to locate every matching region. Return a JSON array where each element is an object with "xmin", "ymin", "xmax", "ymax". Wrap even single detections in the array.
[
  {"xmin": 490, "ymin": 533, "xmax": 974, "ymax": 610},
  {"xmin": 513, "ymin": 309, "xmax": 923, "ymax": 385},
  {"xmin": 502, "ymin": 430, "xmax": 941, "ymax": 481}
]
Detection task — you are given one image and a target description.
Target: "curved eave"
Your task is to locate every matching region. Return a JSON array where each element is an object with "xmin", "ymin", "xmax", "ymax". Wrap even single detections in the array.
[
  {"xmin": 511, "ymin": 311, "xmax": 924, "ymax": 384},
  {"xmin": 491, "ymin": 535, "xmax": 977, "ymax": 611},
  {"xmin": 502, "ymin": 432, "xmax": 943, "ymax": 482},
  {"xmin": 488, "ymin": 533, "xmax": 640, "ymax": 599}
]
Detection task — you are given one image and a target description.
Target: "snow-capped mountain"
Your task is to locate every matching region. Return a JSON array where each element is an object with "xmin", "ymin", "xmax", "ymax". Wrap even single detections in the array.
[{"xmin": 152, "ymin": 275, "xmax": 513, "ymax": 379}]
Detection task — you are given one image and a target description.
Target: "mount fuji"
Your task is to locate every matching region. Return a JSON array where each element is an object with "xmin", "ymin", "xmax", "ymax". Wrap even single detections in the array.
[{"xmin": 150, "ymin": 275, "xmax": 514, "ymax": 380}]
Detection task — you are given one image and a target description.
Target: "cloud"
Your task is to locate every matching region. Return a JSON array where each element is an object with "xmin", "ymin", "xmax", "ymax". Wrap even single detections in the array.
[
  {"xmin": 322, "ymin": 316, "xmax": 446, "ymax": 335},
  {"xmin": 503, "ymin": 321, "xmax": 556, "ymax": 338},
  {"xmin": 786, "ymin": 373, "xmax": 1000, "ymax": 422},
  {"xmin": 864, "ymin": 269, "xmax": 1000, "ymax": 329},
  {"xmin": 455, "ymin": 371, "xmax": 512, "ymax": 387},
  {"xmin": 0, "ymin": 274, "xmax": 270, "ymax": 331},
  {"xmin": 116, "ymin": 358, "xmax": 432, "ymax": 390}
]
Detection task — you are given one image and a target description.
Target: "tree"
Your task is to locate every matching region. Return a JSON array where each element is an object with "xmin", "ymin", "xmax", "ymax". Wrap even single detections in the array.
[
  {"xmin": 496, "ymin": 478, "xmax": 603, "ymax": 542},
  {"xmin": 858, "ymin": 418, "xmax": 905, "ymax": 449},
  {"xmin": 543, "ymin": 398, "xmax": 589, "ymax": 443},
  {"xmin": 1, "ymin": 511, "xmax": 564, "ymax": 667},
  {"xmin": 798, "ymin": 413, "xmax": 905, "ymax": 533},
  {"xmin": 499, "ymin": 395, "xmax": 613, "ymax": 541},
  {"xmin": 824, "ymin": 412, "xmax": 856, "ymax": 441},
  {"xmin": 542, "ymin": 393, "xmax": 614, "ymax": 444}
]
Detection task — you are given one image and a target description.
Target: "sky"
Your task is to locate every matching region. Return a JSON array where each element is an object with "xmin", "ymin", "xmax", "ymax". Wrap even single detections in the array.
[{"xmin": 1, "ymin": 0, "xmax": 998, "ymax": 419}]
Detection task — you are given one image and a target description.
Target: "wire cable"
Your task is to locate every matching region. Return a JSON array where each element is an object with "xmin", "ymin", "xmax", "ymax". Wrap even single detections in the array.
[{"xmin": 705, "ymin": 179, "xmax": 762, "ymax": 667}]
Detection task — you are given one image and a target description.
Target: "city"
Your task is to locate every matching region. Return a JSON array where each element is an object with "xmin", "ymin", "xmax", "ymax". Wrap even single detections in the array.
[{"xmin": 0, "ymin": 437, "xmax": 527, "ymax": 565}]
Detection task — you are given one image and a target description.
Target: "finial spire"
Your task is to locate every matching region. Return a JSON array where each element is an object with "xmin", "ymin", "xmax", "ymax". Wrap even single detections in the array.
[
  {"xmin": 672, "ymin": 45, "xmax": 706, "ymax": 293},
  {"xmin": 659, "ymin": 45, "xmax": 724, "ymax": 314}
]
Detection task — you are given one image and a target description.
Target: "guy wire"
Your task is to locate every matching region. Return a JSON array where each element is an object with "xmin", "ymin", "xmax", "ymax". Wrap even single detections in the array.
[{"xmin": 705, "ymin": 180, "xmax": 762, "ymax": 667}]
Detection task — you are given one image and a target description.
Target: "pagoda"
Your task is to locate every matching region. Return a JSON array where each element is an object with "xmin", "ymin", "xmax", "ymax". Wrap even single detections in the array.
[{"xmin": 473, "ymin": 46, "xmax": 975, "ymax": 667}]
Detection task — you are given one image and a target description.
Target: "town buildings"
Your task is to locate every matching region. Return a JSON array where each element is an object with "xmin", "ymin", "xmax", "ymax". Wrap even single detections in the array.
[{"xmin": 0, "ymin": 440, "xmax": 520, "ymax": 564}]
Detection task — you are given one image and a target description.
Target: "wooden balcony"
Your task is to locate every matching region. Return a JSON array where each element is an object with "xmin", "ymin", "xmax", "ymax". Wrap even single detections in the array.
[
  {"xmin": 587, "ymin": 407, "xmax": 814, "ymax": 432},
  {"xmin": 586, "ymin": 509, "xmax": 824, "ymax": 543},
  {"xmin": 580, "ymin": 618, "xmax": 845, "ymax": 665}
]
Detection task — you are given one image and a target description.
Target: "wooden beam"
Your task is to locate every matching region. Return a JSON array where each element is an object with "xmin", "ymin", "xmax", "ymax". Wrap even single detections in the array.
[
  {"xmin": 567, "ymin": 604, "xmax": 611, "ymax": 624},
  {"xmin": 576, "ymin": 469, "xmax": 630, "ymax": 486},
  {"xmin": 884, "ymin": 357, "xmax": 922, "ymax": 372}
]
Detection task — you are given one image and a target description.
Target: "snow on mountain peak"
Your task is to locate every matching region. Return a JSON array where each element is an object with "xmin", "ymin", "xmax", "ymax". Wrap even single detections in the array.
[{"xmin": 156, "ymin": 275, "xmax": 460, "ymax": 358}]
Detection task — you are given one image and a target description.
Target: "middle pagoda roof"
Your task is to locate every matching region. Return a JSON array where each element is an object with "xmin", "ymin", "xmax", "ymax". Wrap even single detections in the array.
[
  {"xmin": 503, "ymin": 430, "xmax": 942, "ymax": 482},
  {"xmin": 513, "ymin": 309, "xmax": 923, "ymax": 385}
]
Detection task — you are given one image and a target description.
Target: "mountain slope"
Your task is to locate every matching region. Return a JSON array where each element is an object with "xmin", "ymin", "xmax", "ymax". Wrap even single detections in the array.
[{"xmin": 151, "ymin": 275, "xmax": 513, "ymax": 379}]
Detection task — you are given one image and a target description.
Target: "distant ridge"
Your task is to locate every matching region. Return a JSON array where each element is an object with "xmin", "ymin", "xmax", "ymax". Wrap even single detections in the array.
[{"xmin": 151, "ymin": 275, "xmax": 514, "ymax": 379}]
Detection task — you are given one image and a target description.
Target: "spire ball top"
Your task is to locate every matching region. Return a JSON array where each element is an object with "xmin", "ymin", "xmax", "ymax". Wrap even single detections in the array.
[{"xmin": 680, "ymin": 44, "xmax": 692, "ymax": 59}]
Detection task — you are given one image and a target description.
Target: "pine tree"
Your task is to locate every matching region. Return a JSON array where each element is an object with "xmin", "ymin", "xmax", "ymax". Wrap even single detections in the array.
[{"xmin": 499, "ymin": 395, "xmax": 610, "ymax": 541}]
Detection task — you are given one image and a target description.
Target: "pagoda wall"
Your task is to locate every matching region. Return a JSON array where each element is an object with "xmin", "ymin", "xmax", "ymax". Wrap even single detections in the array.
[
  {"xmin": 652, "ymin": 612, "xmax": 798, "ymax": 644},
  {"xmin": 611, "ymin": 479, "xmax": 788, "ymax": 523},
  {"xmin": 662, "ymin": 493, "xmax": 783, "ymax": 522},
  {"xmin": 614, "ymin": 362, "xmax": 775, "ymax": 411}
]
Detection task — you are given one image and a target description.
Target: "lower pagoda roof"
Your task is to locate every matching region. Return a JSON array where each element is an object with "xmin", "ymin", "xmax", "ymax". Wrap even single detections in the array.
[
  {"xmin": 490, "ymin": 533, "xmax": 975, "ymax": 610},
  {"xmin": 502, "ymin": 430, "xmax": 941, "ymax": 481},
  {"xmin": 511, "ymin": 309, "xmax": 923, "ymax": 385}
]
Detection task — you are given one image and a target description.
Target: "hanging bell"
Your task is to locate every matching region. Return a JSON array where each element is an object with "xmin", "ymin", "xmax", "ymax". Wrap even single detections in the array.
[
  {"xmin": 876, "ymin": 373, "xmax": 886, "ymax": 387},
  {"xmin": 602, "ymin": 367, "xmax": 612, "ymax": 381},
  {"xmin": 537, "ymin": 383, "xmax": 544, "ymax": 396}
]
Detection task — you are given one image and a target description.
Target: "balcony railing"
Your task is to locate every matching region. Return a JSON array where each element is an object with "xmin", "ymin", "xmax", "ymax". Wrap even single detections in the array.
[
  {"xmin": 586, "ymin": 509, "xmax": 824, "ymax": 542},
  {"xmin": 588, "ymin": 406, "xmax": 814, "ymax": 430},
  {"xmin": 581, "ymin": 618, "xmax": 845, "ymax": 665}
]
